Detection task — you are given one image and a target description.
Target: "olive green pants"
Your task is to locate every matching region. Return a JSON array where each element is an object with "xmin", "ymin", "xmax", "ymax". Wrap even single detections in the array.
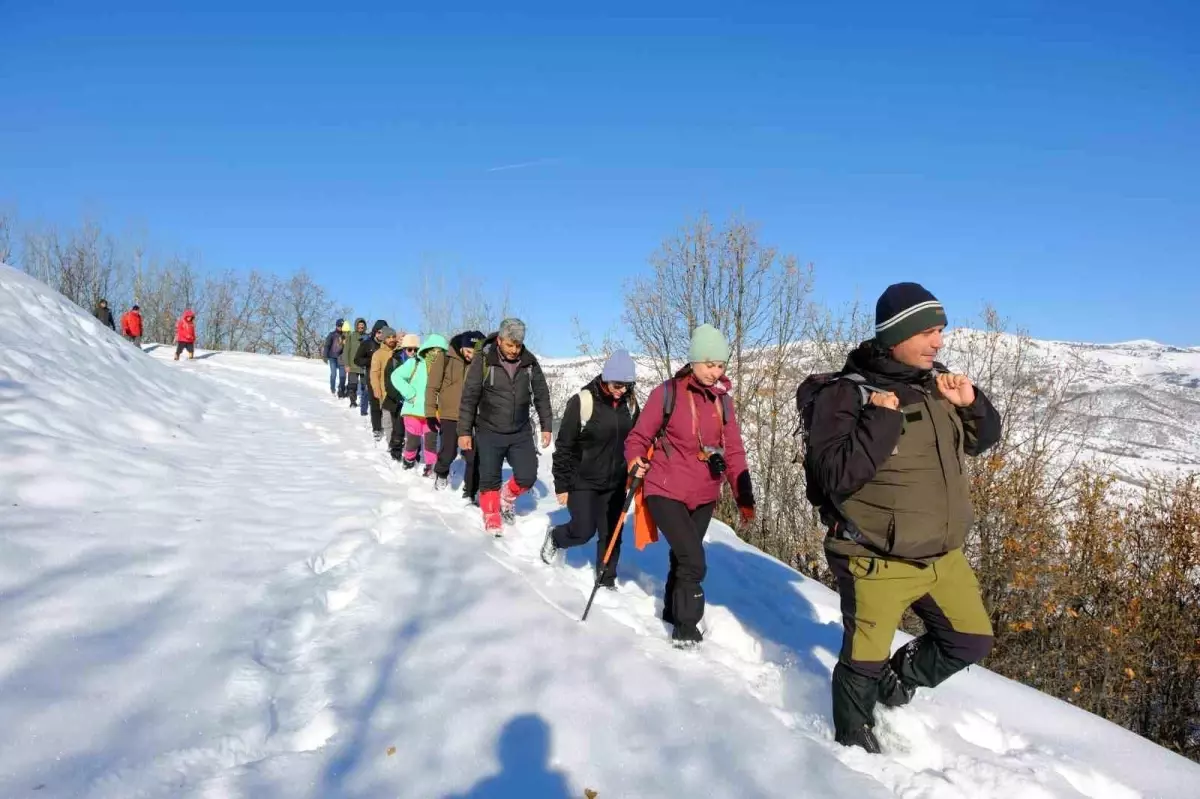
[{"xmin": 827, "ymin": 548, "xmax": 994, "ymax": 736}]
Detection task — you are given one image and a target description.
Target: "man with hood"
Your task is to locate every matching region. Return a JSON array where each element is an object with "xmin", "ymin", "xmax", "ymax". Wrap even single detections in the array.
[
  {"xmin": 121, "ymin": 304, "xmax": 144, "ymax": 347},
  {"xmin": 353, "ymin": 319, "xmax": 389, "ymax": 426},
  {"xmin": 342, "ymin": 318, "xmax": 369, "ymax": 411},
  {"xmin": 804, "ymin": 282, "xmax": 1001, "ymax": 754},
  {"xmin": 540, "ymin": 349, "xmax": 640, "ymax": 588},
  {"xmin": 322, "ymin": 318, "xmax": 348, "ymax": 397},
  {"xmin": 457, "ymin": 318, "xmax": 553, "ymax": 536},
  {"xmin": 94, "ymin": 299, "xmax": 116, "ymax": 331},
  {"xmin": 426, "ymin": 330, "xmax": 484, "ymax": 498},
  {"xmin": 174, "ymin": 309, "xmax": 197, "ymax": 361}
]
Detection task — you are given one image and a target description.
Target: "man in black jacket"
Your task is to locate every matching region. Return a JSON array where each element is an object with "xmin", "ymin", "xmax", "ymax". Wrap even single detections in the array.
[
  {"xmin": 806, "ymin": 282, "xmax": 1002, "ymax": 754},
  {"xmin": 458, "ymin": 318, "xmax": 553, "ymax": 535},
  {"xmin": 540, "ymin": 350, "xmax": 639, "ymax": 587},
  {"xmin": 354, "ymin": 319, "xmax": 389, "ymax": 437}
]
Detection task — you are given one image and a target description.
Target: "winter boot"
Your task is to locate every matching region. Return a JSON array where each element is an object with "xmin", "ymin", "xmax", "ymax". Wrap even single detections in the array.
[
  {"xmin": 540, "ymin": 522, "xmax": 561, "ymax": 565},
  {"xmin": 421, "ymin": 464, "xmax": 433, "ymax": 478},
  {"xmin": 835, "ymin": 724, "xmax": 882, "ymax": 754},
  {"xmin": 401, "ymin": 458, "xmax": 417, "ymax": 471},
  {"xmin": 596, "ymin": 565, "xmax": 617, "ymax": 590},
  {"xmin": 671, "ymin": 622, "xmax": 703, "ymax": 648},
  {"xmin": 373, "ymin": 430, "xmax": 384, "ymax": 443},
  {"xmin": 434, "ymin": 475, "xmax": 449, "ymax": 491},
  {"xmin": 499, "ymin": 477, "xmax": 525, "ymax": 524},
  {"xmin": 879, "ymin": 644, "xmax": 918, "ymax": 707},
  {"xmin": 480, "ymin": 490, "xmax": 503, "ymax": 537},
  {"xmin": 173, "ymin": 353, "xmax": 180, "ymax": 361}
]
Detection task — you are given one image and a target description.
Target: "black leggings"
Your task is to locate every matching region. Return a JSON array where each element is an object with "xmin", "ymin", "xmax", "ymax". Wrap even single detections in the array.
[
  {"xmin": 551, "ymin": 488, "xmax": 626, "ymax": 579},
  {"xmin": 644, "ymin": 496, "xmax": 715, "ymax": 629}
]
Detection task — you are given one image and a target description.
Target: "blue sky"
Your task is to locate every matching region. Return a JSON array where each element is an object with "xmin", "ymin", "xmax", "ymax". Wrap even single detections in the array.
[{"xmin": 2, "ymin": 0, "xmax": 1198, "ymax": 354}]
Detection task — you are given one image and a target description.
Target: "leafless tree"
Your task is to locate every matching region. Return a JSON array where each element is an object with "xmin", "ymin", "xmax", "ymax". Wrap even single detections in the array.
[
  {"xmin": 417, "ymin": 263, "xmax": 515, "ymax": 338},
  {"xmin": 0, "ymin": 212, "xmax": 12, "ymax": 265}
]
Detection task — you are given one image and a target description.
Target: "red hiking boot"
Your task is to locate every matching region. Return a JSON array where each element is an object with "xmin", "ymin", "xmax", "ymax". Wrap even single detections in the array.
[{"xmin": 480, "ymin": 490, "xmax": 503, "ymax": 537}]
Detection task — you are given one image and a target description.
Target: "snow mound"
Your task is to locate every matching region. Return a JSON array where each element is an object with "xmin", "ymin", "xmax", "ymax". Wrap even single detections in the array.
[
  {"xmin": 0, "ymin": 264, "xmax": 217, "ymax": 509},
  {"xmin": 1, "ymin": 266, "xmax": 1198, "ymax": 798}
]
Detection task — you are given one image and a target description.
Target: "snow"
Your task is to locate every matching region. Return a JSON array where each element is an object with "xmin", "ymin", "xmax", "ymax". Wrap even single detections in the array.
[{"xmin": 1, "ymin": 262, "xmax": 1197, "ymax": 798}]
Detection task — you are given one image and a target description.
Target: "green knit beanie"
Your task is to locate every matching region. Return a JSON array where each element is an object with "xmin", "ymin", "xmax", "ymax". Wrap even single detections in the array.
[{"xmin": 689, "ymin": 324, "xmax": 731, "ymax": 364}]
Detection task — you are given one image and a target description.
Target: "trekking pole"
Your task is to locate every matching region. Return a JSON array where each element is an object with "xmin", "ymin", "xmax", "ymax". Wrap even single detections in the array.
[{"xmin": 581, "ymin": 472, "xmax": 644, "ymax": 623}]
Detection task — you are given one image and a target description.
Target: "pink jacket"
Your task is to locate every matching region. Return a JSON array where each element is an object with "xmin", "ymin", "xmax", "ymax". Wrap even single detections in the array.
[{"xmin": 624, "ymin": 374, "xmax": 753, "ymax": 511}]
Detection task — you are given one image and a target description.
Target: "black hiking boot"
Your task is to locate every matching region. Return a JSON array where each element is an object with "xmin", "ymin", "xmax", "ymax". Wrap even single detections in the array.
[
  {"xmin": 596, "ymin": 566, "xmax": 616, "ymax": 590},
  {"xmin": 880, "ymin": 647, "xmax": 918, "ymax": 708},
  {"xmin": 373, "ymin": 430, "xmax": 384, "ymax": 443},
  {"xmin": 671, "ymin": 623, "xmax": 703, "ymax": 648},
  {"xmin": 540, "ymin": 524, "xmax": 560, "ymax": 565},
  {"xmin": 421, "ymin": 464, "xmax": 433, "ymax": 478},
  {"xmin": 835, "ymin": 724, "xmax": 882, "ymax": 754},
  {"xmin": 401, "ymin": 458, "xmax": 416, "ymax": 471},
  {"xmin": 434, "ymin": 476, "xmax": 449, "ymax": 491}
]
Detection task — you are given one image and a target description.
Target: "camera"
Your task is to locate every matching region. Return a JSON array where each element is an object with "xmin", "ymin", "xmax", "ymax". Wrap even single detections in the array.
[{"xmin": 701, "ymin": 446, "xmax": 727, "ymax": 479}]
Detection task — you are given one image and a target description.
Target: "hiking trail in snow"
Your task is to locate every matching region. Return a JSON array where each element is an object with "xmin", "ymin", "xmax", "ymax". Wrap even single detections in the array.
[{"xmin": 0, "ymin": 264, "xmax": 1195, "ymax": 798}]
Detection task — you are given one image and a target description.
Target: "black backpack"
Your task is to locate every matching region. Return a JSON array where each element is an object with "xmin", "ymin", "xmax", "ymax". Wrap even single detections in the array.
[{"xmin": 793, "ymin": 371, "xmax": 882, "ymax": 509}]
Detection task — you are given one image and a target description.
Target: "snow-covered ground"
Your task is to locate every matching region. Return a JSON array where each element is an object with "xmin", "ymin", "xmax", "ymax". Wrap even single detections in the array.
[{"xmin": 1, "ymin": 264, "xmax": 1198, "ymax": 798}]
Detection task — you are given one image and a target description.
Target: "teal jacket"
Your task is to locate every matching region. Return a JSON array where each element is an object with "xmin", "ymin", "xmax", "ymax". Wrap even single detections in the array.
[{"xmin": 391, "ymin": 334, "xmax": 450, "ymax": 418}]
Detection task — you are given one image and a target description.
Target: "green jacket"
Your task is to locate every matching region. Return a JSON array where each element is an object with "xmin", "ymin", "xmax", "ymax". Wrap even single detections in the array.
[
  {"xmin": 809, "ymin": 341, "xmax": 1002, "ymax": 563},
  {"xmin": 342, "ymin": 318, "xmax": 368, "ymax": 375},
  {"xmin": 391, "ymin": 334, "xmax": 449, "ymax": 418}
]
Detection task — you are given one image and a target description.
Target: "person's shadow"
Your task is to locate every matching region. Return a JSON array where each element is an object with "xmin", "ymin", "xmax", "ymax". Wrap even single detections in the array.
[{"xmin": 445, "ymin": 714, "xmax": 573, "ymax": 799}]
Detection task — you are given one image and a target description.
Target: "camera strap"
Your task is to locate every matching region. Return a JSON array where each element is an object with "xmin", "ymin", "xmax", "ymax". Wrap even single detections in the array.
[{"xmin": 688, "ymin": 387, "xmax": 727, "ymax": 452}]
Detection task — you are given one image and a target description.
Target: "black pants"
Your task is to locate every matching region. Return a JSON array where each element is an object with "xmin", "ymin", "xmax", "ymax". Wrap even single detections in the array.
[
  {"xmin": 175, "ymin": 341, "xmax": 194, "ymax": 356},
  {"xmin": 476, "ymin": 429, "xmax": 538, "ymax": 493},
  {"xmin": 644, "ymin": 496, "xmax": 715, "ymax": 630},
  {"xmin": 436, "ymin": 419, "xmax": 480, "ymax": 495},
  {"xmin": 551, "ymin": 488, "xmax": 626, "ymax": 579},
  {"xmin": 387, "ymin": 407, "xmax": 405, "ymax": 455},
  {"xmin": 368, "ymin": 393, "xmax": 383, "ymax": 433}
]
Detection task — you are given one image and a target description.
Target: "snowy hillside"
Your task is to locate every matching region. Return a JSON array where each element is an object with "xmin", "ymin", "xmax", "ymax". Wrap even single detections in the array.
[{"xmin": 1, "ymin": 263, "xmax": 1198, "ymax": 798}]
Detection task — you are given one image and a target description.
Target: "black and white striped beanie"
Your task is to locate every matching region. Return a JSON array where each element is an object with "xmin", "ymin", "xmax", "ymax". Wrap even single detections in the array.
[{"xmin": 874, "ymin": 282, "xmax": 948, "ymax": 348}]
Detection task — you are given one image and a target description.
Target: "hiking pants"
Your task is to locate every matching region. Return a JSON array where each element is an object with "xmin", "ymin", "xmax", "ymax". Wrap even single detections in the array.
[
  {"xmin": 551, "ymin": 487, "xmax": 626, "ymax": 580},
  {"xmin": 125, "ymin": 334, "xmax": 143, "ymax": 348},
  {"xmin": 476, "ymin": 429, "xmax": 537, "ymax": 493},
  {"xmin": 403, "ymin": 416, "xmax": 438, "ymax": 465},
  {"xmin": 827, "ymin": 547, "xmax": 993, "ymax": 736},
  {"xmin": 644, "ymin": 496, "xmax": 715, "ymax": 630},
  {"xmin": 387, "ymin": 407, "xmax": 405, "ymax": 456},
  {"xmin": 434, "ymin": 419, "xmax": 477, "ymax": 491},
  {"xmin": 328, "ymin": 357, "xmax": 346, "ymax": 394},
  {"xmin": 368, "ymin": 393, "xmax": 383, "ymax": 432}
]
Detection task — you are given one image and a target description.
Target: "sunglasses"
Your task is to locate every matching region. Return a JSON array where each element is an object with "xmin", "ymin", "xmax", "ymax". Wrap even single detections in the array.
[{"xmin": 403, "ymin": 347, "xmax": 418, "ymax": 353}]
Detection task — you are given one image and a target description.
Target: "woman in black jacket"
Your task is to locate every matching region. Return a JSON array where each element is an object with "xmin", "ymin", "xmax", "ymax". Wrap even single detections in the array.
[{"xmin": 540, "ymin": 350, "xmax": 639, "ymax": 588}]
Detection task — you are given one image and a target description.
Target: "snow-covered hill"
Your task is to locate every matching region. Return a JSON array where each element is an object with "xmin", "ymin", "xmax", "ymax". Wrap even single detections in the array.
[{"xmin": 1, "ymin": 263, "xmax": 1198, "ymax": 798}]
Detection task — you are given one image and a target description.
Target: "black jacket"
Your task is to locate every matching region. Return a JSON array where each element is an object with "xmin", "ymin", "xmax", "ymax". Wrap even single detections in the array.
[
  {"xmin": 382, "ymin": 352, "xmax": 404, "ymax": 414},
  {"xmin": 354, "ymin": 319, "xmax": 388, "ymax": 371},
  {"xmin": 552, "ymin": 375, "xmax": 639, "ymax": 494},
  {"xmin": 458, "ymin": 335, "xmax": 553, "ymax": 435}
]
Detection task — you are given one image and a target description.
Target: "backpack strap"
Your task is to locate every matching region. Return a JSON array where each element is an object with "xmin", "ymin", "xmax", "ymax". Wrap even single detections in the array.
[{"xmin": 656, "ymin": 378, "xmax": 677, "ymax": 450}]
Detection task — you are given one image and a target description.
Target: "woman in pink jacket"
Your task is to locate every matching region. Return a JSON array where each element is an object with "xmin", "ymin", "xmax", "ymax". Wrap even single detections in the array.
[{"xmin": 624, "ymin": 324, "xmax": 755, "ymax": 647}]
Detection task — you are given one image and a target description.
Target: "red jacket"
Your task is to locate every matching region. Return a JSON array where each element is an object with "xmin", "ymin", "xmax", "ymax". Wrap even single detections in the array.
[
  {"xmin": 121, "ymin": 310, "xmax": 143, "ymax": 337},
  {"xmin": 176, "ymin": 311, "xmax": 196, "ymax": 344},
  {"xmin": 624, "ymin": 374, "xmax": 753, "ymax": 511}
]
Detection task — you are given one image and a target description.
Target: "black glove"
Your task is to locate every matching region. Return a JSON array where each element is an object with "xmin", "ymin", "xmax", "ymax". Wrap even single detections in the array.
[{"xmin": 427, "ymin": 417, "xmax": 440, "ymax": 432}]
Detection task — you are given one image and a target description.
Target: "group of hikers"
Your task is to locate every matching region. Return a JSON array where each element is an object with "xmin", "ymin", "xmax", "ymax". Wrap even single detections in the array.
[
  {"xmin": 328, "ymin": 280, "xmax": 1002, "ymax": 755},
  {"xmin": 93, "ymin": 299, "xmax": 198, "ymax": 360}
]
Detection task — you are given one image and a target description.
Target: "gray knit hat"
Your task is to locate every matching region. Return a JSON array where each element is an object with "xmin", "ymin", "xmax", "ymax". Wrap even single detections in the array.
[
  {"xmin": 379, "ymin": 326, "xmax": 397, "ymax": 339},
  {"xmin": 601, "ymin": 349, "xmax": 637, "ymax": 383},
  {"xmin": 497, "ymin": 317, "xmax": 526, "ymax": 343}
]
